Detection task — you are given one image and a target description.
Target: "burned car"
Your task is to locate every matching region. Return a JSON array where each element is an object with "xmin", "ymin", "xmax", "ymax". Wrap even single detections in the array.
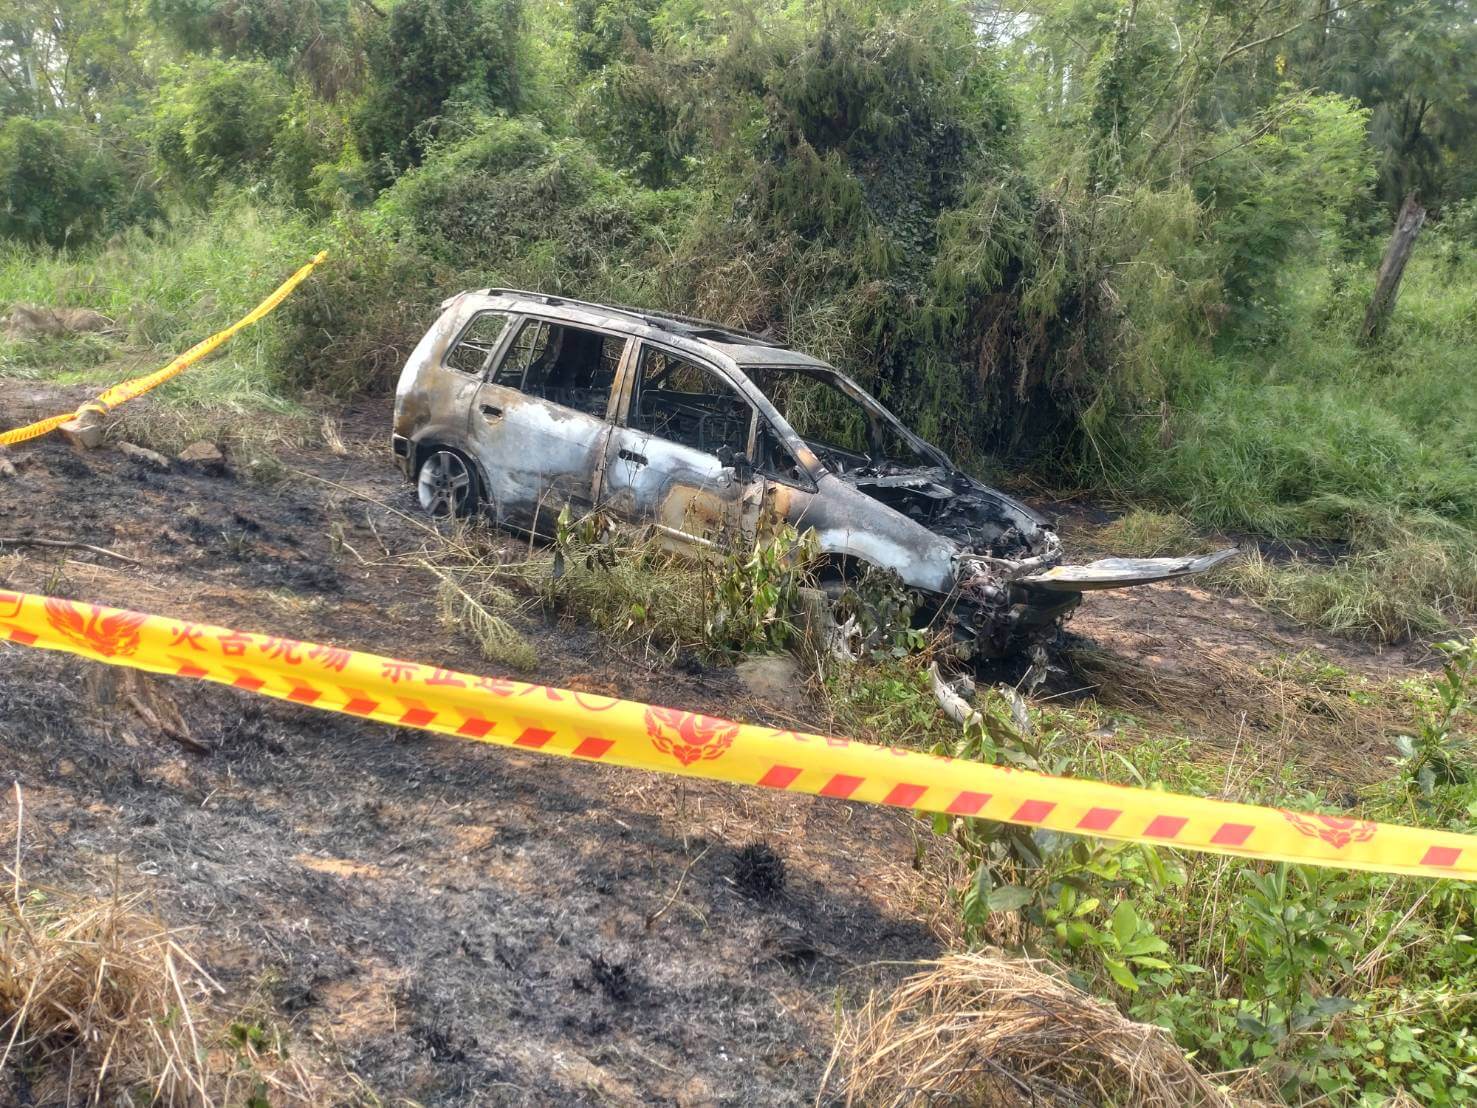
[{"xmin": 392, "ymin": 290, "xmax": 1235, "ymax": 658}]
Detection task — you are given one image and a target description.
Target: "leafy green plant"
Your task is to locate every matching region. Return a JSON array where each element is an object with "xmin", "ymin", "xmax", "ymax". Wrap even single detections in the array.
[
  {"xmin": 706, "ymin": 523, "xmax": 819, "ymax": 654},
  {"xmin": 1393, "ymin": 637, "xmax": 1477, "ymax": 796},
  {"xmin": 1234, "ymin": 865, "xmax": 1362, "ymax": 1041},
  {"xmin": 0, "ymin": 117, "xmax": 128, "ymax": 247}
]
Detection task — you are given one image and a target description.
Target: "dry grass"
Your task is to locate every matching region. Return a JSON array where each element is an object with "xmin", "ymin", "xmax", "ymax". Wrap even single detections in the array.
[
  {"xmin": 1096, "ymin": 509, "xmax": 1211, "ymax": 557},
  {"xmin": 1, "ymin": 788, "xmax": 330, "ymax": 1105},
  {"xmin": 1, "ymin": 878, "xmax": 219, "ymax": 1103},
  {"xmin": 107, "ymin": 397, "xmax": 311, "ymax": 483},
  {"xmin": 428, "ymin": 559, "xmax": 540, "ymax": 671},
  {"xmin": 319, "ymin": 414, "xmax": 348, "ymax": 457},
  {"xmin": 1064, "ymin": 641, "xmax": 1407, "ymax": 784},
  {"xmin": 824, "ymin": 950, "xmax": 1260, "ymax": 1107},
  {"xmin": 1229, "ymin": 532, "xmax": 1475, "ymax": 643}
]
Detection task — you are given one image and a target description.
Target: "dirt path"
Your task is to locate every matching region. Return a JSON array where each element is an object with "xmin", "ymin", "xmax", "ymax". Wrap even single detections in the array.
[{"xmin": 0, "ymin": 384, "xmax": 1431, "ymax": 1103}]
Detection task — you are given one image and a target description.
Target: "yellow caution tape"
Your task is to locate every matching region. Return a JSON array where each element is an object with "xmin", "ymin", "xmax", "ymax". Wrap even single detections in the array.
[
  {"xmin": 0, "ymin": 252, "xmax": 328, "ymax": 448},
  {"xmin": 1, "ymin": 588, "xmax": 1472, "ymax": 881}
]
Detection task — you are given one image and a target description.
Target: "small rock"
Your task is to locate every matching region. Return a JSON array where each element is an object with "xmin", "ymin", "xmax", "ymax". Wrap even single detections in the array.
[
  {"xmin": 735, "ymin": 654, "xmax": 805, "ymax": 705},
  {"xmin": 118, "ymin": 441, "xmax": 170, "ymax": 470},
  {"xmin": 177, "ymin": 440, "xmax": 227, "ymax": 475},
  {"xmin": 59, "ymin": 408, "xmax": 105, "ymax": 450},
  {"xmin": 0, "ymin": 450, "xmax": 16, "ymax": 479}
]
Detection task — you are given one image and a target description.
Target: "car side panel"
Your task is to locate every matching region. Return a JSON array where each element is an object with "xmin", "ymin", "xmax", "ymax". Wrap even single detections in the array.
[
  {"xmin": 600, "ymin": 341, "xmax": 764, "ymax": 549},
  {"xmin": 468, "ymin": 383, "xmax": 614, "ymax": 533},
  {"xmin": 765, "ymin": 475, "xmax": 959, "ymax": 594}
]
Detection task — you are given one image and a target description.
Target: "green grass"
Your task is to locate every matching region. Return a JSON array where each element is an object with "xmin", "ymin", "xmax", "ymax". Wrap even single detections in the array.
[
  {"xmin": 0, "ymin": 197, "xmax": 320, "ymax": 414},
  {"xmin": 820, "ymin": 638, "xmax": 1477, "ymax": 1105},
  {"xmin": 1101, "ymin": 252, "xmax": 1477, "ymax": 640},
  {"xmin": 1096, "ymin": 509, "xmax": 1209, "ymax": 557}
]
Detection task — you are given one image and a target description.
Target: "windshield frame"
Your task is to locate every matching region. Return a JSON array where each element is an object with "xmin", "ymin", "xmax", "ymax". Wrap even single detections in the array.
[{"xmin": 740, "ymin": 363, "xmax": 953, "ymax": 477}]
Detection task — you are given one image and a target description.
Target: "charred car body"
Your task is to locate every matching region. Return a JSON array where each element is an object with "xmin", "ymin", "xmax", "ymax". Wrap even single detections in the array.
[{"xmin": 393, "ymin": 290, "xmax": 1235, "ymax": 658}]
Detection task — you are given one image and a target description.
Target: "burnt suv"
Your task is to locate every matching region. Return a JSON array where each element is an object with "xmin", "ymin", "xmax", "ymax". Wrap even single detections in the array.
[{"xmin": 392, "ymin": 290, "xmax": 1234, "ymax": 658}]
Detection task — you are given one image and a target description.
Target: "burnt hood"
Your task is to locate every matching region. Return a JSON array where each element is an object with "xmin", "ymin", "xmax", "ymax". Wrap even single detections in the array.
[{"xmin": 840, "ymin": 465, "xmax": 1054, "ymax": 560}]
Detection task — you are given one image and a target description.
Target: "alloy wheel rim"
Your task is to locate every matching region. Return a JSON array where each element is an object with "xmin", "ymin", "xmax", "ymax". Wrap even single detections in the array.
[{"xmin": 417, "ymin": 451, "xmax": 471, "ymax": 518}]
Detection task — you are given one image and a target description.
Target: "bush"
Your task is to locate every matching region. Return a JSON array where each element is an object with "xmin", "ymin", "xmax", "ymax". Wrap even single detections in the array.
[
  {"xmin": 149, "ymin": 0, "xmax": 354, "ymax": 72},
  {"xmin": 352, "ymin": 0, "xmax": 526, "ymax": 179},
  {"xmin": 1195, "ymin": 91, "xmax": 1376, "ymax": 339},
  {"xmin": 152, "ymin": 59, "xmax": 293, "ymax": 198},
  {"xmin": 270, "ymin": 213, "xmax": 446, "ymax": 395},
  {"xmin": 375, "ymin": 115, "xmax": 690, "ymax": 293},
  {"xmin": 569, "ymin": 0, "xmax": 660, "ymax": 75},
  {"xmin": 0, "ymin": 118, "xmax": 126, "ymax": 248},
  {"xmin": 653, "ymin": 0, "xmax": 1115, "ymax": 464}
]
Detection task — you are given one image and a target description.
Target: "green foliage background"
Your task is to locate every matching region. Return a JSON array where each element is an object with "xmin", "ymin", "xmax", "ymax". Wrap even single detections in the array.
[
  {"xmin": 0, "ymin": 0, "xmax": 1475, "ymax": 1099},
  {"xmin": 0, "ymin": 0, "xmax": 1470, "ymax": 631}
]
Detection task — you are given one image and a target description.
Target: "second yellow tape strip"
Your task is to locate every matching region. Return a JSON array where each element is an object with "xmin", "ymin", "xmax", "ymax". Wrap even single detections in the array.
[{"xmin": 0, "ymin": 251, "xmax": 327, "ymax": 448}]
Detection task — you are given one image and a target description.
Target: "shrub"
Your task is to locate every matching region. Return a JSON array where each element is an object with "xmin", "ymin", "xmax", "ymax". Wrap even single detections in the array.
[
  {"xmin": 352, "ymin": 0, "xmax": 526, "ymax": 179},
  {"xmin": 569, "ymin": 0, "xmax": 660, "ymax": 75},
  {"xmin": 0, "ymin": 118, "xmax": 125, "ymax": 248},
  {"xmin": 1195, "ymin": 91, "xmax": 1376, "ymax": 339},
  {"xmin": 151, "ymin": 59, "xmax": 293, "ymax": 198},
  {"xmin": 375, "ymin": 114, "xmax": 689, "ymax": 293},
  {"xmin": 270, "ymin": 212, "xmax": 445, "ymax": 395}
]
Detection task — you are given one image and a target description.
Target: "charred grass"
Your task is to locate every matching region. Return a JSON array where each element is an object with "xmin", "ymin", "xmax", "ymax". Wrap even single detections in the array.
[{"xmin": 1, "ymin": 790, "xmax": 338, "ymax": 1106}]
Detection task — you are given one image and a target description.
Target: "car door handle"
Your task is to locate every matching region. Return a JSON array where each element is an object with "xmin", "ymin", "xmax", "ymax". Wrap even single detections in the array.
[
  {"xmin": 479, "ymin": 403, "xmax": 503, "ymax": 420},
  {"xmin": 618, "ymin": 448, "xmax": 647, "ymax": 466}
]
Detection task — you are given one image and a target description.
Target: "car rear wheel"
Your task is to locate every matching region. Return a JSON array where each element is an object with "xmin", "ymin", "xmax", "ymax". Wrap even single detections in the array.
[{"xmin": 416, "ymin": 448, "xmax": 478, "ymax": 519}]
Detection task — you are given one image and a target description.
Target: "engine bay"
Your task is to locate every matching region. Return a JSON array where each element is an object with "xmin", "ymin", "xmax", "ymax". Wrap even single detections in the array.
[{"xmin": 839, "ymin": 463, "xmax": 1047, "ymax": 560}]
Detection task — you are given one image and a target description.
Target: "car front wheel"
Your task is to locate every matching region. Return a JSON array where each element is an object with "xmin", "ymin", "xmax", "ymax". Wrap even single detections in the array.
[{"xmin": 416, "ymin": 448, "xmax": 478, "ymax": 519}]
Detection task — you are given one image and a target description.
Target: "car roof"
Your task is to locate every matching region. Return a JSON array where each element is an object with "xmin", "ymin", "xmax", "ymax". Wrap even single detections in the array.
[{"xmin": 469, "ymin": 288, "xmax": 831, "ymax": 369}]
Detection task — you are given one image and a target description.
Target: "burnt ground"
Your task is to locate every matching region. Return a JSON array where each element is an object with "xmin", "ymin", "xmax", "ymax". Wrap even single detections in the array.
[
  {"xmin": 0, "ymin": 381, "xmax": 1438, "ymax": 1104},
  {"xmin": 0, "ymin": 385, "xmax": 940, "ymax": 1106}
]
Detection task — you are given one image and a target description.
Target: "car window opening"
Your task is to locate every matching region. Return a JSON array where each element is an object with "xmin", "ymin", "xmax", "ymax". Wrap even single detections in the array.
[
  {"xmin": 633, "ymin": 346, "xmax": 753, "ymax": 461},
  {"xmin": 746, "ymin": 365, "xmax": 935, "ymax": 474},
  {"xmin": 446, "ymin": 310, "xmax": 511, "ymax": 376},
  {"xmin": 748, "ymin": 365, "xmax": 1034, "ymax": 557},
  {"xmin": 756, "ymin": 420, "xmax": 805, "ymax": 484},
  {"xmin": 493, "ymin": 318, "xmax": 623, "ymax": 418}
]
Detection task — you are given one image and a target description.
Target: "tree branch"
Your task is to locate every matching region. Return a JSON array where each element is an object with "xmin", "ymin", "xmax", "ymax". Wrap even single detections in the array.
[
  {"xmin": 0, "ymin": 536, "xmax": 139, "ymax": 564},
  {"xmin": 1221, "ymin": 0, "xmax": 1375, "ymax": 63}
]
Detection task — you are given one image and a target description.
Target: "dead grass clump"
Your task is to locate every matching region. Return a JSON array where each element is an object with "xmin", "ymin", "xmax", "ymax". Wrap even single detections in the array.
[
  {"xmin": 1, "ymin": 873, "xmax": 219, "ymax": 1103},
  {"xmin": 2, "ymin": 790, "xmax": 330, "ymax": 1105},
  {"xmin": 1230, "ymin": 538, "xmax": 1473, "ymax": 643},
  {"xmin": 1064, "ymin": 642, "xmax": 1206, "ymax": 712},
  {"xmin": 824, "ymin": 950, "xmax": 1248, "ymax": 1107},
  {"xmin": 1096, "ymin": 509, "xmax": 1210, "ymax": 557},
  {"xmin": 431, "ymin": 563, "xmax": 540, "ymax": 671}
]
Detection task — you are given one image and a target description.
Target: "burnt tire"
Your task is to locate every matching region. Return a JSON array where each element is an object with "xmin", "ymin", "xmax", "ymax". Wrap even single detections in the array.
[{"xmin": 416, "ymin": 448, "xmax": 479, "ymax": 519}]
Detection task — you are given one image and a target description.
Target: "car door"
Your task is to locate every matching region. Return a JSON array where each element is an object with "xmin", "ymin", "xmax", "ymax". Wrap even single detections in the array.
[
  {"xmin": 467, "ymin": 315, "xmax": 630, "ymax": 533},
  {"xmin": 600, "ymin": 341, "xmax": 765, "ymax": 549}
]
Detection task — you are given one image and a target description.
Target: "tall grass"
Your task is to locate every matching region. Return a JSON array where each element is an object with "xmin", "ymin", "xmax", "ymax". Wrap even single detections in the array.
[
  {"xmin": 1102, "ymin": 251, "xmax": 1477, "ymax": 638},
  {"xmin": 0, "ymin": 196, "xmax": 321, "ymax": 413}
]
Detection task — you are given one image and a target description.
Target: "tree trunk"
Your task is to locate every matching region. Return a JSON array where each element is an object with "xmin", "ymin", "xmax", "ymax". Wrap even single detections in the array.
[{"xmin": 1360, "ymin": 191, "xmax": 1426, "ymax": 344}]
